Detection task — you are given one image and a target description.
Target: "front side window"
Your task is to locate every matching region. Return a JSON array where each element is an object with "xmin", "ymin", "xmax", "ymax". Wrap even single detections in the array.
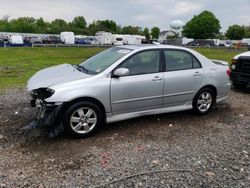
[
  {"xmin": 80, "ymin": 47, "xmax": 131, "ymax": 74},
  {"xmin": 119, "ymin": 50, "xmax": 160, "ymax": 76},
  {"xmin": 164, "ymin": 50, "xmax": 201, "ymax": 71}
]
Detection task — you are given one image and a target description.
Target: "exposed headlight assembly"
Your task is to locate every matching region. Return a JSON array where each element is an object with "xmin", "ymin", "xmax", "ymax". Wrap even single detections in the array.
[{"xmin": 33, "ymin": 88, "xmax": 55, "ymax": 99}]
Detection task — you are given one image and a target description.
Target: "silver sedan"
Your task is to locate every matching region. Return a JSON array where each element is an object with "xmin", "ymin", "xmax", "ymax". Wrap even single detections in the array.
[{"xmin": 27, "ymin": 45, "xmax": 231, "ymax": 138}]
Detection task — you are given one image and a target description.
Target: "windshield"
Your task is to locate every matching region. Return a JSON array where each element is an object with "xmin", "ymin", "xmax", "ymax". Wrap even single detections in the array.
[{"xmin": 79, "ymin": 47, "xmax": 131, "ymax": 74}]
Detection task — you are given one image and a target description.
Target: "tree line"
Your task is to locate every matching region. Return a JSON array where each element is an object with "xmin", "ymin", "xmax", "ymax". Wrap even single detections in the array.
[
  {"xmin": 182, "ymin": 11, "xmax": 250, "ymax": 40},
  {"xmin": 0, "ymin": 12, "xmax": 249, "ymax": 40},
  {"xmin": 0, "ymin": 16, "xmax": 160, "ymax": 39}
]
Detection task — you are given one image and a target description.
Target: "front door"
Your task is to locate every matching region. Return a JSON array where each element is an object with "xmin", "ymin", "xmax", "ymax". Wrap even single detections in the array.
[{"xmin": 111, "ymin": 50, "xmax": 164, "ymax": 114}]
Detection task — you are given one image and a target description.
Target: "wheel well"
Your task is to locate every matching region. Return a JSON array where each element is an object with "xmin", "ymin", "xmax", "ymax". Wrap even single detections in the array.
[{"xmin": 61, "ymin": 97, "xmax": 106, "ymax": 120}]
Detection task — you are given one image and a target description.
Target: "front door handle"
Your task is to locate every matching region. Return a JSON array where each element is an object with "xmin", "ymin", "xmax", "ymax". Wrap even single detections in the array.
[
  {"xmin": 193, "ymin": 72, "xmax": 202, "ymax": 76},
  {"xmin": 152, "ymin": 76, "xmax": 163, "ymax": 81}
]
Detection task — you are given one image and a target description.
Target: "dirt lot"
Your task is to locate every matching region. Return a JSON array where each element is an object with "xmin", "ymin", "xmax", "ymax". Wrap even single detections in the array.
[{"xmin": 0, "ymin": 88, "xmax": 249, "ymax": 188}]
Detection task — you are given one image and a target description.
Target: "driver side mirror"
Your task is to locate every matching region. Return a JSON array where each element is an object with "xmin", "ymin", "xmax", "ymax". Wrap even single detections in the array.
[{"xmin": 113, "ymin": 68, "xmax": 129, "ymax": 78}]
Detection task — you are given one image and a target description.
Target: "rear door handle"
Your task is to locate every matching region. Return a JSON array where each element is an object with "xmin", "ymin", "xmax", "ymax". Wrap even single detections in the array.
[
  {"xmin": 193, "ymin": 72, "xmax": 202, "ymax": 76},
  {"xmin": 152, "ymin": 76, "xmax": 163, "ymax": 81}
]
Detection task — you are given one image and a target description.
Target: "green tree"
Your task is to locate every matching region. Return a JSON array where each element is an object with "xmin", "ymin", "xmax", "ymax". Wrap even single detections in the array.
[
  {"xmin": 243, "ymin": 26, "xmax": 250, "ymax": 38},
  {"xmin": 226, "ymin": 25, "xmax": 245, "ymax": 40},
  {"xmin": 143, "ymin": 28, "xmax": 150, "ymax": 39},
  {"xmin": 96, "ymin": 20, "xmax": 117, "ymax": 32},
  {"xmin": 8, "ymin": 17, "xmax": 36, "ymax": 33},
  {"xmin": 151, "ymin": 27, "xmax": 160, "ymax": 39},
  {"xmin": 0, "ymin": 20, "xmax": 9, "ymax": 32},
  {"xmin": 35, "ymin": 17, "xmax": 47, "ymax": 33},
  {"xmin": 88, "ymin": 20, "xmax": 118, "ymax": 35},
  {"xmin": 120, "ymin": 25, "xmax": 143, "ymax": 35},
  {"xmin": 50, "ymin": 19, "xmax": 69, "ymax": 34},
  {"xmin": 71, "ymin": 16, "xmax": 87, "ymax": 29},
  {"xmin": 215, "ymin": 32, "xmax": 226, "ymax": 40},
  {"xmin": 182, "ymin": 10, "xmax": 221, "ymax": 39}
]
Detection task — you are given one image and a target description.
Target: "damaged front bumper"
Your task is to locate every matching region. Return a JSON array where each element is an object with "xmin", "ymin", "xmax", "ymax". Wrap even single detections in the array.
[{"xmin": 30, "ymin": 98, "xmax": 63, "ymax": 127}]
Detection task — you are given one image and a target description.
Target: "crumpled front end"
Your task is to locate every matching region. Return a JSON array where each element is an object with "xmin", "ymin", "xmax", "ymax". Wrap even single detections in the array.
[{"xmin": 29, "ymin": 89, "xmax": 64, "ymax": 137}]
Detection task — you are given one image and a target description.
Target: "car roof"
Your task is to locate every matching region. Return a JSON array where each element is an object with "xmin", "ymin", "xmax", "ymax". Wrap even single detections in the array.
[{"xmin": 118, "ymin": 44, "xmax": 188, "ymax": 51}]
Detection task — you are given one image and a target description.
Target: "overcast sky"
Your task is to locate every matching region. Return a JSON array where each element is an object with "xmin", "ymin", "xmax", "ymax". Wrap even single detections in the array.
[{"xmin": 0, "ymin": 0, "xmax": 250, "ymax": 32}]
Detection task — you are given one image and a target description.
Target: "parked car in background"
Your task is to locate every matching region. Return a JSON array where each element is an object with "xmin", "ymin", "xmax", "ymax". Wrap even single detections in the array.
[
  {"xmin": 230, "ymin": 50, "xmax": 250, "ymax": 88},
  {"xmin": 0, "ymin": 39, "xmax": 4, "ymax": 47},
  {"xmin": 87, "ymin": 37, "xmax": 99, "ymax": 45},
  {"xmin": 75, "ymin": 38, "xmax": 91, "ymax": 45},
  {"xmin": 23, "ymin": 36, "xmax": 43, "ymax": 45},
  {"xmin": 30, "ymin": 37, "xmax": 43, "ymax": 44},
  {"xmin": 27, "ymin": 45, "xmax": 231, "ymax": 138},
  {"xmin": 187, "ymin": 39, "xmax": 215, "ymax": 47},
  {"xmin": 43, "ymin": 36, "xmax": 61, "ymax": 44},
  {"xmin": 141, "ymin": 39, "xmax": 158, "ymax": 44}
]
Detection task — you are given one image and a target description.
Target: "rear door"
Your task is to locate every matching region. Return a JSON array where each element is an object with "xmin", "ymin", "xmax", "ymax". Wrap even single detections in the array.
[
  {"xmin": 110, "ymin": 50, "xmax": 164, "ymax": 114},
  {"xmin": 163, "ymin": 49, "xmax": 204, "ymax": 107}
]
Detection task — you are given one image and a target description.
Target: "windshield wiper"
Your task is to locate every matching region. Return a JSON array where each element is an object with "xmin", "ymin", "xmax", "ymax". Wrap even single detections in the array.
[{"xmin": 75, "ymin": 65, "xmax": 89, "ymax": 74}]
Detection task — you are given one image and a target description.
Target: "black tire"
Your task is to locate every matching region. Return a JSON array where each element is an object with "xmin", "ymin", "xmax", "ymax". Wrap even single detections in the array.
[
  {"xmin": 63, "ymin": 101, "xmax": 104, "ymax": 138},
  {"xmin": 193, "ymin": 88, "xmax": 215, "ymax": 115}
]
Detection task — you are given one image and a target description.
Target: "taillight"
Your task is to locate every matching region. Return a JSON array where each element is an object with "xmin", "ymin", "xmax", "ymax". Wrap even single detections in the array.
[{"xmin": 226, "ymin": 68, "xmax": 231, "ymax": 77}]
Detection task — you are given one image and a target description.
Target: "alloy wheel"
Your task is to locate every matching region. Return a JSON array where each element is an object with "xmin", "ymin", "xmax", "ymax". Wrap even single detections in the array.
[
  {"xmin": 70, "ymin": 107, "xmax": 97, "ymax": 134},
  {"xmin": 197, "ymin": 92, "xmax": 212, "ymax": 112}
]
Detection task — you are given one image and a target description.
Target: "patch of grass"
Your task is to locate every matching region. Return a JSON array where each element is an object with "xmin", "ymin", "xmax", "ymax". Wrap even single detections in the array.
[
  {"xmin": 0, "ymin": 47, "xmax": 105, "ymax": 90},
  {"xmin": 0, "ymin": 47, "xmax": 247, "ymax": 90},
  {"xmin": 193, "ymin": 47, "xmax": 247, "ymax": 63}
]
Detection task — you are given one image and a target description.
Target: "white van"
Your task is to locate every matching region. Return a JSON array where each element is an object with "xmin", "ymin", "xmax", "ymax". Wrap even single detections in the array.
[{"xmin": 60, "ymin": 32, "xmax": 75, "ymax": 44}]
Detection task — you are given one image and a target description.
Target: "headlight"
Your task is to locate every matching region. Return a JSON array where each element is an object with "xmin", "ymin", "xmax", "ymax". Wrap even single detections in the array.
[{"xmin": 33, "ymin": 88, "xmax": 55, "ymax": 99}]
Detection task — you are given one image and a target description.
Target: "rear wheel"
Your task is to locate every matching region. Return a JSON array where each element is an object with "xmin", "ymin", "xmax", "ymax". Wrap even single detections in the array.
[
  {"xmin": 193, "ymin": 88, "xmax": 215, "ymax": 115},
  {"xmin": 63, "ymin": 101, "xmax": 103, "ymax": 138}
]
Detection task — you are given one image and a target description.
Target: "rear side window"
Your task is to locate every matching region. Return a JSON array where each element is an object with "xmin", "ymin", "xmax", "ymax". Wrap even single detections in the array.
[{"xmin": 164, "ymin": 50, "xmax": 201, "ymax": 71}]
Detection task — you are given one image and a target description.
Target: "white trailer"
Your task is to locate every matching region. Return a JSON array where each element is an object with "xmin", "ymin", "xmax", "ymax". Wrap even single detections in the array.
[
  {"xmin": 242, "ymin": 38, "xmax": 250, "ymax": 45},
  {"xmin": 112, "ymin": 34, "xmax": 124, "ymax": 45},
  {"xmin": 60, "ymin": 32, "xmax": 75, "ymax": 44},
  {"xmin": 10, "ymin": 35, "xmax": 23, "ymax": 45},
  {"xmin": 123, "ymin": 35, "xmax": 143, "ymax": 45},
  {"xmin": 181, "ymin": 38, "xmax": 193, "ymax": 45},
  {"xmin": 95, "ymin": 31, "xmax": 112, "ymax": 45},
  {"xmin": 134, "ymin": 35, "xmax": 144, "ymax": 44}
]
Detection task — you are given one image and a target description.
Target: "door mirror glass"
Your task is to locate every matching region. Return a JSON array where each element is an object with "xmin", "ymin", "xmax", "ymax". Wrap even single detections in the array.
[{"xmin": 113, "ymin": 68, "xmax": 130, "ymax": 77}]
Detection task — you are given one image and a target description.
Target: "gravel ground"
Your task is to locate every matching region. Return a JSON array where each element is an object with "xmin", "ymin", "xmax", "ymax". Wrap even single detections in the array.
[{"xmin": 0, "ymin": 88, "xmax": 249, "ymax": 188}]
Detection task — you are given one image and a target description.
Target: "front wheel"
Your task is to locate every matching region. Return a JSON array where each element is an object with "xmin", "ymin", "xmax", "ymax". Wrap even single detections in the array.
[
  {"xmin": 193, "ymin": 88, "xmax": 215, "ymax": 115},
  {"xmin": 63, "ymin": 101, "xmax": 103, "ymax": 138}
]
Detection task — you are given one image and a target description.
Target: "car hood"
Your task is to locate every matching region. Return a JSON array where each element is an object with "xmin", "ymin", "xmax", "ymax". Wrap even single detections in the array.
[{"xmin": 27, "ymin": 64, "xmax": 90, "ymax": 91}]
